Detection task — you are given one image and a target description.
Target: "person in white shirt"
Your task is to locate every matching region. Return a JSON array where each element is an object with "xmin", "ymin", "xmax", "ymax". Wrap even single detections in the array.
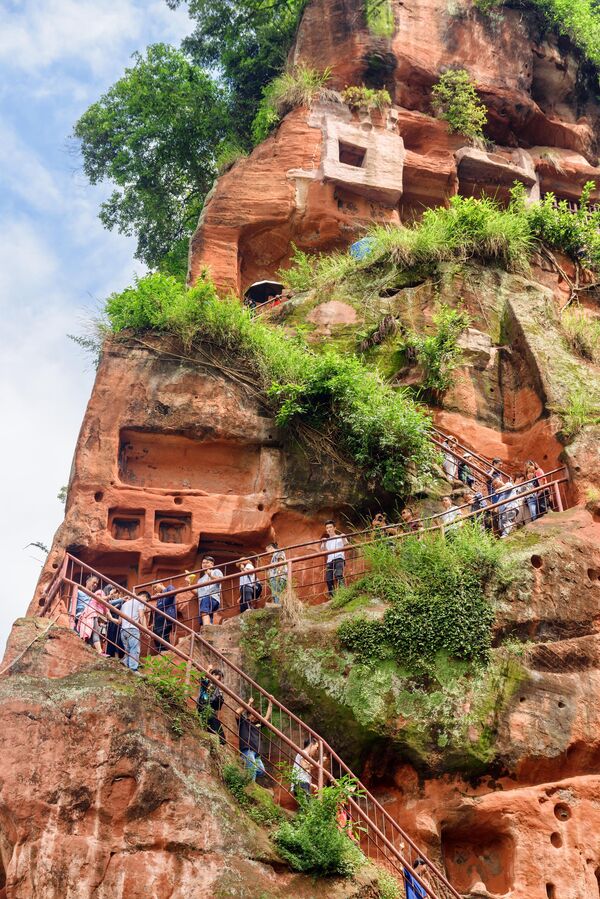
[
  {"xmin": 321, "ymin": 520, "xmax": 348, "ymax": 597},
  {"xmin": 120, "ymin": 593, "xmax": 148, "ymax": 671},
  {"xmin": 439, "ymin": 496, "xmax": 461, "ymax": 531},
  {"xmin": 196, "ymin": 556, "xmax": 224, "ymax": 625},
  {"xmin": 238, "ymin": 559, "xmax": 261, "ymax": 613},
  {"xmin": 292, "ymin": 737, "xmax": 319, "ymax": 798},
  {"xmin": 442, "ymin": 436, "xmax": 459, "ymax": 482}
]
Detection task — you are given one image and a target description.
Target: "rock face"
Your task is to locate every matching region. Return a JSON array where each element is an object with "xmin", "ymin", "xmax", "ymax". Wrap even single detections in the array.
[
  {"xmin": 33, "ymin": 333, "xmax": 363, "ymax": 604},
  {"xmin": 0, "ymin": 620, "xmax": 381, "ymax": 899},
  {"xmin": 189, "ymin": 0, "xmax": 600, "ymax": 295}
]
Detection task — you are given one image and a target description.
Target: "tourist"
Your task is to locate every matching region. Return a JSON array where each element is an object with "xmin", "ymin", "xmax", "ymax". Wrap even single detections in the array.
[
  {"xmin": 152, "ymin": 582, "xmax": 177, "ymax": 652},
  {"xmin": 442, "ymin": 436, "xmax": 459, "ymax": 481},
  {"xmin": 458, "ymin": 452, "xmax": 475, "ymax": 488},
  {"xmin": 321, "ymin": 521, "xmax": 348, "ymax": 597},
  {"xmin": 291, "ymin": 737, "xmax": 319, "ymax": 798},
  {"xmin": 463, "ymin": 490, "xmax": 490, "ymax": 529},
  {"xmin": 175, "ymin": 571, "xmax": 197, "ymax": 642},
  {"xmin": 400, "ymin": 507, "xmax": 421, "ymax": 532},
  {"xmin": 197, "ymin": 556, "xmax": 224, "ymax": 625},
  {"xmin": 371, "ymin": 512, "xmax": 398, "ymax": 537},
  {"xmin": 120, "ymin": 592, "xmax": 148, "ymax": 672},
  {"xmin": 105, "ymin": 587, "xmax": 124, "ymax": 658},
  {"xmin": 404, "ymin": 858, "xmax": 428, "ymax": 899},
  {"xmin": 239, "ymin": 559, "xmax": 261, "ymax": 613},
  {"xmin": 486, "ymin": 458, "xmax": 503, "ymax": 496},
  {"xmin": 197, "ymin": 668, "xmax": 226, "ymax": 745},
  {"xmin": 524, "ymin": 460, "xmax": 546, "ymax": 520},
  {"xmin": 235, "ymin": 695, "xmax": 272, "ymax": 781},
  {"xmin": 439, "ymin": 496, "xmax": 461, "ymax": 530},
  {"xmin": 74, "ymin": 575, "xmax": 98, "ymax": 630},
  {"xmin": 266, "ymin": 542, "xmax": 287, "ymax": 605},
  {"xmin": 76, "ymin": 582, "xmax": 107, "ymax": 655},
  {"xmin": 494, "ymin": 477, "xmax": 519, "ymax": 538},
  {"xmin": 513, "ymin": 475, "xmax": 531, "ymax": 526}
]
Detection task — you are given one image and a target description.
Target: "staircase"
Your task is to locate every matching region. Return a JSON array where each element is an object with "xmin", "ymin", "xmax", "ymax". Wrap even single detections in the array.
[{"xmin": 41, "ymin": 552, "xmax": 461, "ymax": 899}]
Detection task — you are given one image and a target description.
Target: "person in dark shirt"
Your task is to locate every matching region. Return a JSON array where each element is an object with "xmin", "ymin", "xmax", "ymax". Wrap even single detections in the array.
[
  {"xmin": 235, "ymin": 695, "xmax": 273, "ymax": 781},
  {"xmin": 197, "ymin": 668, "xmax": 226, "ymax": 745},
  {"xmin": 152, "ymin": 583, "xmax": 177, "ymax": 651}
]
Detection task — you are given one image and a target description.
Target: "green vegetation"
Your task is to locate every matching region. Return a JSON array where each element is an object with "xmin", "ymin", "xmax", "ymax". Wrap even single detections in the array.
[
  {"xmin": 336, "ymin": 525, "xmax": 502, "ymax": 669},
  {"xmin": 274, "ymin": 776, "xmax": 365, "ymax": 876},
  {"xmin": 526, "ymin": 182, "xmax": 600, "ymax": 271},
  {"xmin": 73, "ymin": 44, "xmax": 229, "ymax": 273},
  {"xmin": 251, "ymin": 66, "xmax": 332, "ymax": 144},
  {"xmin": 215, "ymin": 143, "xmax": 248, "ymax": 175},
  {"xmin": 365, "ymin": 0, "xmax": 395, "ymax": 37},
  {"xmin": 223, "ymin": 762, "xmax": 285, "ymax": 827},
  {"xmin": 402, "ymin": 304, "xmax": 471, "ymax": 394},
  {"xmin": 431, "ymin": 69, "xmax": 488, "ymax": 144},
  {"xmin": 104, "ymin": 271, "xmax": 436, "ymax": 494},
  {"xmin": 341, "ymin": 85, "xmax": 392, "ymax": 110},
  {"xmin": 141, "ymin": 655, "xmax": 200, "ymax": 737},
  {"xmin": 551, "ymin": 384, "xmax": 600, "ymax": 438},
  {"xmin": 562, "ymin": 306, "xmax": 600, "ymax": 363},
  {"xmin": 475, "ymin": 0, "xmax": 600, "ymax": 74},
  {"xmin": 168, "ymin": 0, "xmax": 307, "ymax": 143}
]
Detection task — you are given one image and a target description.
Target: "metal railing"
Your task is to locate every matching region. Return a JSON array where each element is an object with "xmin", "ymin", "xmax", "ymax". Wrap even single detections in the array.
[
  {"xmin": 132, "ymin": 466, "xmax": 569, "ymax": 631},
  {"xmin": 39, "ymin": 553, "xmax": 460, "ymax": 899}
]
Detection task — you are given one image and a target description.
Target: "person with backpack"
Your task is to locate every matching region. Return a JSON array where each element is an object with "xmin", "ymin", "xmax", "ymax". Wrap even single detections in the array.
[
  {"xmin": 238, "ymin": 559, "xmax": 262, "ymax": 613},
  {"xmin": 196, "ymin": 557, "xmax": 224, "ymax": 625},
  {"xmin": 152, "ymin": 583, "xmax": 177, "ymax": 651},
  {"xmin": 197, "ymin": 668, "xmax": 226, "ymax": 745},
  {"xmin": 235, "ymin": 695, "xmax": 272, "ymax": 781}
]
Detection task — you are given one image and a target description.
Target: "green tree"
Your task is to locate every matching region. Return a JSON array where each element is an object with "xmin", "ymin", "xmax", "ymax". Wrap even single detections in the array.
[
  {"xmin": 167, "ymin": 0, "xmax": 308, "ymax": 144},
  {"xmin": 73, "ymin": 44, "xmax": 229, "ymax": 272}
]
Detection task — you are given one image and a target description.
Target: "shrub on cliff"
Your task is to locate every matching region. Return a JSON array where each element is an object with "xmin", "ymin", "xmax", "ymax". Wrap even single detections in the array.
[
  {"xmin": 337, "ymin": 525, "xmax": 501, "ymax": 669},
  {"xmin": 431, "ymin": 69, "xmax": 488, "ymax": 144},
  {"xmin": 104, "ymin": 272, "xmax": 436, "ymax": 494},
  {"xmin": 251, "ymin": 66, "xmax": 333, "ymax": 144},
  {"xmin": 274, "ymin": 777, "xmax": 365, "ymax": 876}
]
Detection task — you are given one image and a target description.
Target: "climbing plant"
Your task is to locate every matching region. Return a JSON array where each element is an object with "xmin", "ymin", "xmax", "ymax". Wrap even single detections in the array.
[
  {"xmin": 337, "ymin": 525, "xmax": 502, "ymax": 669},
  {"xmin": 251, "ymin": 66, "xmax": 332, "ymax": 144},
  {"xmin": 103, "ymin": 272, "xmax": 436, "ymax": 494},
  {"xmin": 431, "ymin": 69, "xmax": 488, "ymax": 144},
  {"xmin": 365, "ymin": 0, "xmax": 395, "ymax": 37},
  {"xmin": 401, "ymin": 304, "xmax": 471, "ymax": 394}
]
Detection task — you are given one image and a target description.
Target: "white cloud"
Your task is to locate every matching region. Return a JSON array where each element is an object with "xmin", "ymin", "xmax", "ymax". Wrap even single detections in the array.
[
  {"xmin": 0, "ymin": 126, "xmax": 63, "ymax": 213},
  {"xmin": 0, "ymin": 0, "xmax": 191, "ymax": 75}
]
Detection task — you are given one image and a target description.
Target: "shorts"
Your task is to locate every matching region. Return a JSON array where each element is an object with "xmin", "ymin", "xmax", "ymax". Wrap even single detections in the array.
[{"xmin": 199, "ymin": 595, "xmax": 220, "ymax": 616}]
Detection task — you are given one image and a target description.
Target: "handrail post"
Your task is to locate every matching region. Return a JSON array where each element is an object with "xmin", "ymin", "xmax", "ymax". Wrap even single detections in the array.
[
  {"xmin": 185, "ymin": 631, "xmax": 195, "ymax": 687},
  {"xmin": 317, "ymin": 738, "xmax": 324, "ymax": 792},
  {"xmin": 553, "ymin": 478, "xmax": 564, "ymax": 512}
]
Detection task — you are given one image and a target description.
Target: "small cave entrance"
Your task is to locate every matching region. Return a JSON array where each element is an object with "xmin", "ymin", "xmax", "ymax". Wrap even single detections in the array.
[
  {"xmin": 442, "ymin": 822, "xmax": 514, "ymax": 895},
  {"xmin": 244, "ymin": 280, "xmax": 283, "ymax": 309},
  {"xmin": 339, "ymin": 141, "xmax": 367, "ymax": 168}
]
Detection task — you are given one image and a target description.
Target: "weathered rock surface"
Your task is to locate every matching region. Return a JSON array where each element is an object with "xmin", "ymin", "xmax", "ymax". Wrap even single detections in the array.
[{"xmin": 0, "ymin": 620, "xmax": 382, "ymax": 899}]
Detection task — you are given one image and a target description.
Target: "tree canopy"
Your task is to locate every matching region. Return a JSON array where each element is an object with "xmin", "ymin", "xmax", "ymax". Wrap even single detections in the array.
[{"xmin": 73, "ymin": 43, "xmax": 229, "ymax": 273}]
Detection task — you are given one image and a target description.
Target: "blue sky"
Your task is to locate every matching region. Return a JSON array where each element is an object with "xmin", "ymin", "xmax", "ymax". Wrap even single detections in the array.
[{"xmin": 0, "ymin": 0, "xmax": 192, "ymax": 651}]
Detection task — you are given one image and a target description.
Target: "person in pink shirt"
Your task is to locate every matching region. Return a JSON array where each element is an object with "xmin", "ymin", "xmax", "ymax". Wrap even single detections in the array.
[{"xmin": 77, "ymin": 587, "xmax": 108, "ymax": 655}]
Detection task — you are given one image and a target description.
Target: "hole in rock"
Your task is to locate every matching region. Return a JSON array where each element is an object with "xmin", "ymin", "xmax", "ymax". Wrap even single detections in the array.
[
  {"xmin": 519, "ymin": 696, "xmax": 526, "ymax": 703},
  {"xmin": 595, "ymin": 866, "xmax": 600, "ymax": 895},
  {"xmin": 111, "ymin": 517, "xmax": 141, "ymax": 541},
  {"xmin": 442, "ymin": 823, "xmax": 514, "ymax": 894},
  {"xmin": 52, "ymin": 562, "xmax": 58, "ymax": 570},
  {"xmin": 546, "ymin": 884, "xmax": 556, "ymax": 898},
  {"xmin": 558, "ymin": 700, "xmax": 566, "ymax": 709},
  {"xmin": 531, "ymin": 555, "xmax": 543, "ymax": 569},
  {"xmin": 94, "ymin": 491, "xmax": 104, "ymax": 502},
  {"xmin": 173, "ymin": 496, "xmax": 183, "ymax": 505},
  {"xmin": 587, "ymin": 568, "xmax": 600, "ymax": 581},
  {"xmin": 257, "ymin": 503, "xmax": 264, "ymax": 511},
  {"xmin": 338, "ymin": 141, "xmax": 366, "ymax": 168},
  {"xmin": 554, "ymin": 803, "xmax": 571, "ymax": 821},
  {"xmin": 550, "ymin": 832, "xmax": 563, "ymax": 847},
  {"xmin": 155, "ymin": 512, "xmax": 191, "ymax": 544},
  {"xmin": 594, "ymin": 510, "xmax": 600, "ymax": 524}
]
